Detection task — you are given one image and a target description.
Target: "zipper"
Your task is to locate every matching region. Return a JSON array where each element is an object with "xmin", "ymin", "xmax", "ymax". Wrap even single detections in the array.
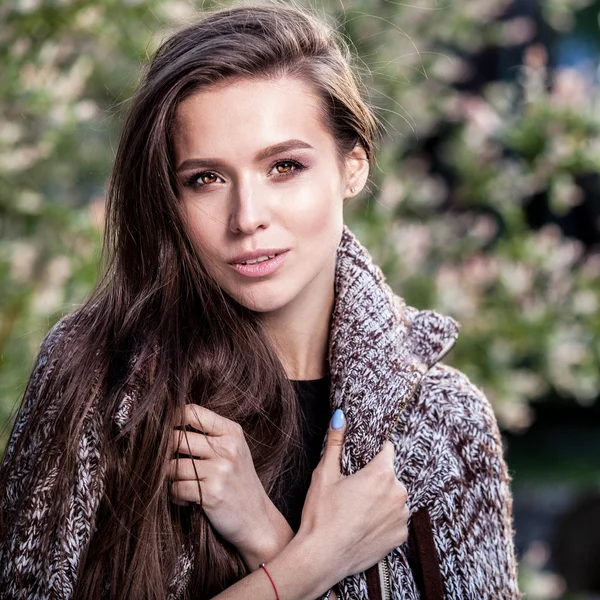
[
  {"xmin": 370, "ymin": 372, "xmax": 423, "ymax": 600},
  {"xmin": 378, "ymin": 557, "xmax": 391, "ymax": 600},
  {"xmin": 349, "ymin": 324, "xmax": 458, "ymax": 600}
]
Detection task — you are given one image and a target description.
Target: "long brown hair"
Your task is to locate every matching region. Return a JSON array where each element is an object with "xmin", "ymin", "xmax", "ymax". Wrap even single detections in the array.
[{"xmin": 0, "ymin": 3, "xmax": 379, "ymax": 598}]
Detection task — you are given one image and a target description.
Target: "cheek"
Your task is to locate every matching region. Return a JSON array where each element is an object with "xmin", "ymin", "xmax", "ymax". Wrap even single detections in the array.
[
  {"xmin": 285, "ymin": 175, "xmax": 344, "ymax": 236},
  {"xmin": 182, "ymin": 202, "xmax": 224, "ymax": 267},
  {"xmin": 183, "ymin": 205, "xmax": 206, "ymax": 251}
]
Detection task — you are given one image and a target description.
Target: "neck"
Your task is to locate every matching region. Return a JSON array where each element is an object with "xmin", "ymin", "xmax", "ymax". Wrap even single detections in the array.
[{"xmin": 261, "ymin": 269, "xmax": 335, "ymax": 381}]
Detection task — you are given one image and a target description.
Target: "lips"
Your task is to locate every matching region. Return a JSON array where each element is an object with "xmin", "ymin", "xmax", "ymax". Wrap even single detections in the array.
[
  {"xmin": 237, "ymin": 253, "xmax": 276, "ymax": 265},
  {"xmin": 228, "ymin": 248, "xmax": 289, "ymax": 265},
  {"xmin": 229, "ymin": 249, "xmax": 289, "ymax": 278}
]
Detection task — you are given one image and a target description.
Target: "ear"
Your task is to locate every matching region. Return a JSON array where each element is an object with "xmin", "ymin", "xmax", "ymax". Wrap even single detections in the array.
[{"xmin": 343, "ymin": 143, "xmax": 370, "ymax": 199}]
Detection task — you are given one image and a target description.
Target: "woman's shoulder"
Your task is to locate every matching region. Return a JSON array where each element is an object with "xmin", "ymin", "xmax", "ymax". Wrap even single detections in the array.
[
  {"xmin": 37, "ymin": 310, "xmax": 82, "ymax": 355},
  {"xmin": 393, "ymin": 361, "xmax": 504, "ymax": 469},
  {"xmin": 33, "ymin": 303, "xmax": 108, "ymax": 372},
  {"xmin": 3, "ymin": 308, "xmax": 101, "ymax": 456},
  {"xmin": 13, "ymin": 311, "xmax": 83, "ymax": 416},
  {"xmin": 392, "ymin": 362, "xmax": 510, "ymax": 510},
  {"xmin": 416, "ymin": 362, "xmax": 499, "ymax": 434}
]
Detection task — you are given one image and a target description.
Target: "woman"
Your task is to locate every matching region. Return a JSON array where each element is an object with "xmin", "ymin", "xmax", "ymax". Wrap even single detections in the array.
[{"xmin": 0, "ymin": 3, "xmax": 521, "ymax": 599}]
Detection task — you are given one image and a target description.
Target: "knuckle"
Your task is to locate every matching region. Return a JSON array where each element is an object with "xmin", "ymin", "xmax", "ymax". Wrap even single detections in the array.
[
  {"xmin": 215, "ymin": 458, "xmax": 232, "ymax": 478},
  {"xmin": 169, "ymin": 458, "xmax": 181, "ymax": 479},
  {"xmin": 230, "ymin": 421, "xmax": 244, "ymax": 437},
  {"xmin": 383, "ymin": 442, "xmax": 396, "ymax": 461},
  {"xmin": 219, "ymin": 437, "xmax": 236, "ymax": 457},
  {"xmin": 205, "ymin": 479, "xmax": 223, "ymax": 503},
  {"xmin": 186, "ymin": 404, "xmax": 205, "ymax": 428},
  {"xmin": 170, "ymin": 480, "xmax": 182, "ymax": 498},
  {"xmin": 375, "ymin": 459, "xmax": 394, "ymax": 479},
  {"xmin": 385, "ymin": 442, "xmax": 397, "ymax": 461},
  {"xmin": 400, "ymin": 504, "xmax": 410, "ymax": 522},
  {"xmin": 176, "ymin": 430, "xmax": 192, "ymax": 454},
  {"xmin": 328, "ymin": 438, "xmax": 343, "ymax": 450},
  {"xmin": 382, "ymin": 471, "xmax": 397, "ymax": 489},
  {"xmin": 379, "ymin": 440, "xmax": 396, "ymax": 460},
  {"xmin": 184, "ymin": 404, "xmax": 195, "ymax": 422},
  {"xmin": 327, "ymin": 430, "xmax": 343, "ymax": 445},
  {"xmin": 396, "ymin": 482, "xmax": 408, "ymax": 503}
]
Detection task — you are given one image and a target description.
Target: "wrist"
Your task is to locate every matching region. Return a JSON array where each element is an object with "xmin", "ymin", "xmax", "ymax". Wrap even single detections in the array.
[
  {"xmin": 294, "ymin": 527, "xmax": 348, "ymax": 588},
  {"xmin": 271, "ymin": 531, "xmax": 341, "ymax": 599},
  {"xmin": 238, "ymin": 496, "xmax": 295, "ymax": 571}
]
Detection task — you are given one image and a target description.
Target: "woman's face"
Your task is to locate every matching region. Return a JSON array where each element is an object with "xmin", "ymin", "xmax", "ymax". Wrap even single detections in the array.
[{"xmin": 172, "ymin": 76, "xmax": 366, "ymax": 314}]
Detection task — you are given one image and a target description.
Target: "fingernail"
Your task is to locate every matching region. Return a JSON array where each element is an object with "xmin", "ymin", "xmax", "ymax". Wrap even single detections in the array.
[{"xmin": 331, "ymin": 408, "xmax": 345, "ymax": 430}]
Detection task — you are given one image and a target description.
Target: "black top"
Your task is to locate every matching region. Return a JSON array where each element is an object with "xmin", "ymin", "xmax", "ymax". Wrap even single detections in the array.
[{"xmin": 281, "ymin": 375, "xmax": 332, "ymax": 533}]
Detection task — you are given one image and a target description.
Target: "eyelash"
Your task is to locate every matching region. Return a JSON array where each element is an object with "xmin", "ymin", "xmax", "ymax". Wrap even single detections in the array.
[{"xmin": 182, "ymin": 158, "xmax": 308, "ymax": 191}]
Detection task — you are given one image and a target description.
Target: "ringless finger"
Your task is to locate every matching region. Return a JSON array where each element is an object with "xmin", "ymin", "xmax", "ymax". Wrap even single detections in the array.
[
  {"xmin": 169, "ymin": 457, "xmax": 208, "ymax": 481},
  {"xmin": 174, "ymin": 404, "xmax": 232, "ymax": 435},
  {"xmin": 377, "ymin": 440, "xmax": 396, "ymax": 461},
  {"xmin": 170, "ymin": 479, "xmax": 203, "ymax": 504},
  {"xmin": 171, "ymin": 429, "xmax": 217, "ymax": 458}
]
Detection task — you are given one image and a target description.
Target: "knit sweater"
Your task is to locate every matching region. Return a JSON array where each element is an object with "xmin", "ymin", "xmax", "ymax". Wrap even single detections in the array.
[{"xmin": 0, "ymin": 226, "xmax": 521, "ymax": 599}]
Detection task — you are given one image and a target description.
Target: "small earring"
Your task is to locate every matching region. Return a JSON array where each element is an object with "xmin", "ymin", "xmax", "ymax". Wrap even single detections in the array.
[{"xmin": 350, "ymin": 186, "xmax": 357, "ymax": 193}]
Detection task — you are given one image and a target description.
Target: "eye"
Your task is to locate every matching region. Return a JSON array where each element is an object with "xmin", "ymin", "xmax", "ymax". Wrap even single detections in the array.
[
  {"xmin": 275, "ymin": 161, "xmax": 295, "ymax": 174},
  {"xmin": 183, "ymin": 171, "xmax": 223, "ymax": 190},
  {"xmin": 270, "ymin": 159, "xmax": 306, "ymax": 178},
  {"xmin": 199, "ymin": 172, "xmax": 219, "ymax": 184}
]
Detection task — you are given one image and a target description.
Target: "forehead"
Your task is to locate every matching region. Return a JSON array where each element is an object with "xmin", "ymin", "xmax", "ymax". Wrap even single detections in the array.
[{"xmin": 172, "ymin": 76, "xmax": 336, "ymax": 162}]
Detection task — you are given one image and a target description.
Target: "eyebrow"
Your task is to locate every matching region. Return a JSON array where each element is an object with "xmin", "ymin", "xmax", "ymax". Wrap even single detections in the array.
[{"xmin": 176, "ymin": 139, "xmax": 314, "ymax": 172}]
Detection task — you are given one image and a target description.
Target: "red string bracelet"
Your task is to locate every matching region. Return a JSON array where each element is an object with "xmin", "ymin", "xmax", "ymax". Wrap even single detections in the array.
[{"xmin": 259, "ymin": 563, "xmax": 280, "ymax": 600}]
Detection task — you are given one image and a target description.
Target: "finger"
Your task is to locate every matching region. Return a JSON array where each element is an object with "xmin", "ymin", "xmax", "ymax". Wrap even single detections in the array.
[
  {"xmin": 319, "ymin": 408, "xmax": 346, "ymax": 480},
  {"xmin": 171, "ymin": 497, "xmax": 191, "ymax": 507},
  {"xmin": 382, "ymin": 440, "xmax": 396, "ymax": 464},
  {"xmin": 169, "ymin": 457, "xmax": 208, "ymax": 481},
  {"xmin": 170, "ymin": 479, "xmax": 203, "ymax": 504},
  {"xmin": 366, "ymin": 440, "xmax": 396, "ymax": 470},
  {"xmin": 361, "ymin": 441, "xmax": 400, "ymax": 487},
  {"xmin": 174, "ymin": 404, "xmax": 234, "ymax": 436},
  {"xmin": 171, "ymin": 429, "xmax": 216, "ymax": 458}
]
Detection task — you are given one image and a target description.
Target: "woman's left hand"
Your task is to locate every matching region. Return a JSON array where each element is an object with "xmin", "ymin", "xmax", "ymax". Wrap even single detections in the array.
[{"xmin": 169, "ymin": 404, "xmax": 294, "ymax": 569}]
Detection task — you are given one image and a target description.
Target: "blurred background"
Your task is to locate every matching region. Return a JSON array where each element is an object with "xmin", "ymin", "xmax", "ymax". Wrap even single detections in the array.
[{"xmin": 1, "ymin": 0, "xmax": 599, "ymax": 597}]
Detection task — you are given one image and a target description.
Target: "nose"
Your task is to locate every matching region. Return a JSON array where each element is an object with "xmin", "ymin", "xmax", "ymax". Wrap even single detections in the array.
[{"xmin": 228, "ymin": 179, "xmax": 271, "ymax": 235}]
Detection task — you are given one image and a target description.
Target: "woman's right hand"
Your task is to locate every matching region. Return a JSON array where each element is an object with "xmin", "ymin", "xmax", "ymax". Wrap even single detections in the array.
[
  {"xmin": 298, "ymin": 409, "xmax": 409, "ymax": 582},
  {"xmin": 208, "ymin": 409, "xmax": 407, "ymax": 600}
]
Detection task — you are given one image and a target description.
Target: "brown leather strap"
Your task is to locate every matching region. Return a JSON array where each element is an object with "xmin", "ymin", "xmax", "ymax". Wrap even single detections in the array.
[
  {"xmin": 408, "ymin": 507, "xmax": 444, "ymax": 600},
  {"xmin": 365, "ymin": 563, "xmax": 382, "ymax": 598},
  {"xmin": 365, "ymin": 507, "xmax": 443, "ymax": 599}
]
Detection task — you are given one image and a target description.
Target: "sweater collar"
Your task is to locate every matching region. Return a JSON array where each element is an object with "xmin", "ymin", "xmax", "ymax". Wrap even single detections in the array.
[{"xmin": 329, "ymin": 226, "xmax": 460, "ymax": 475}]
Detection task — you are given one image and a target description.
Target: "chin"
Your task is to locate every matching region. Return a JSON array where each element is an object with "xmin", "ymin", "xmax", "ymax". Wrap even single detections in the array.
[
  {"xmin": 225, "ymin": 284, "xmax": 295, "ymax": 314},
  {"xmin": 238, "ymin": 294, "xmax": 292, "ymax": 314}
]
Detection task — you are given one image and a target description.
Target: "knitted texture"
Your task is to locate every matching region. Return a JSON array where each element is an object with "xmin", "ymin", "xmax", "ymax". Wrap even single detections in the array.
[
  {"xmin": 329, "ymin": 228, "xmax": 520, "ymax": 599},
  {"xmin": 0, "ymin": 225, "xmax": 521, "ymax": 598},
  {"xmin": 0, "ymin": 316, "xmax": 106, "ymax": 598}
]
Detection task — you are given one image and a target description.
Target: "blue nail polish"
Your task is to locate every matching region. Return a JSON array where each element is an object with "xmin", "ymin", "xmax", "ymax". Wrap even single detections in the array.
[{"xmin": 331, "ymin": 408, "xmax": 345, "ymax": 429}]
